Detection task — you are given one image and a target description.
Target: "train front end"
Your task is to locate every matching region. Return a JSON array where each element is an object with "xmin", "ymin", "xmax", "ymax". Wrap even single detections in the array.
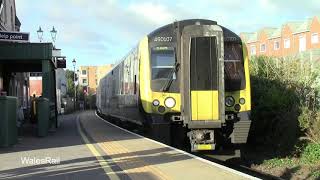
[{"xmin": 140, "ymin": 19, "xmax": 250, "ymax": 152}]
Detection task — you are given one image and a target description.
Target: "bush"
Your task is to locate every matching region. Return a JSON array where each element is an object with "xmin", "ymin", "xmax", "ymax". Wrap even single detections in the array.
[
  {"xmin": 306, "ymin": 113, "xmax": 320, "ymax": 143},
  {"xmin": 298, "ymin": 107, "xmax": 314, "ymax": 131},
  {"xmin": 301, "ymin": 143, "xmax": 320, "ymax": 164},
  {"xmin": 249, "ymin": 56, "xmax": 320, "ymax": 153}
]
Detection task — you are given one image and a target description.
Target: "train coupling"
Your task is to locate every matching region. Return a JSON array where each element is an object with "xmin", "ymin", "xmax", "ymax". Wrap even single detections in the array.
[
  {"xmin": 188, "ymin": 130, "xmax": 215, "ymax": 152},
  {"xmin": 170, "ymin": 115, "xmax": 182, "ymax": 122},
  {"xmin": 226, "ymin": 113, "xmax": 235, "ymax": 121}
]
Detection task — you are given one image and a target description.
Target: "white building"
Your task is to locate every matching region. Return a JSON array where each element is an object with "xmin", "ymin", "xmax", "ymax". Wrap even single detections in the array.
[
  {"xmin": 0, "ymin": 0, "xmax": 19, "ymax": 31},
  {"xmin": 53, "ymin": 49, "xmax": 67, "ymax": 114},
  {"xmin": 0, "ymin": 0, "xmax": 26, "ymax": 108}
]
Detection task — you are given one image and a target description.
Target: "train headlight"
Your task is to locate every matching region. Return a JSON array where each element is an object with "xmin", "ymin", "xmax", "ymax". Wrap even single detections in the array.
[
  {"xmin": 239, "ymin": 98, "xmax": 245, "ymax": 105},
  {"xmin": 234, "ymin": 104, "xmax": 241, "ymax": 111},
  {"xmin": 164, "ymin": 97, "xmax": 176, "ymax": 108},
  {"xmin": 152, "ymin": 99, "xmax": 160, "ymax": 106},
  {"xmin": 225, "ymin": 96, "xmax": 235, "ymax": 107},
  {"xmin": 158, "ymin": 106, "xmax": 166, "ymax": 113}
]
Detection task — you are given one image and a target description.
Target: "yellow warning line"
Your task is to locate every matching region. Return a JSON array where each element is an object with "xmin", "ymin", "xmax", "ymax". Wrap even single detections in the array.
[
  {"xmin": 76, "ymin": 116, "xmax": 120, "ymax": 180},
  {"xmin": 80, "ymin": 112, "xmax": 171, "ymax": 180},
  {"xmin": 98, "ymin": 141, "xmax": 170, "ymax": 180},
  {"xmin": 82, "ymin": 122, "xmax": 171, "ymax": 180}
]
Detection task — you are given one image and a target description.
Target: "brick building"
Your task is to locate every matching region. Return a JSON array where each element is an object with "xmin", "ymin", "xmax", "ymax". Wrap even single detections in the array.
[
  {"xmin": 78, "ymin": 64, "xmax": 113, "ymax": 93},
  {"xmin": 240, "ymin": 15, "xmax": 320, "ymax": 59}
]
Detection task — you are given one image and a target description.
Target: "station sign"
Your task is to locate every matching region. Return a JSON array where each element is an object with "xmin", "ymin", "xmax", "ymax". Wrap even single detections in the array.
[
  {"xmin": 54, "ymin": 56, "xmax": 66, "ymax": 69},
  {"xmin": 0, "ymin": 31, "xmax": 30, "ymax": 42},
  {"xmin": 56, "ymin": 59, "xmax": 66, "ymax": 68}
]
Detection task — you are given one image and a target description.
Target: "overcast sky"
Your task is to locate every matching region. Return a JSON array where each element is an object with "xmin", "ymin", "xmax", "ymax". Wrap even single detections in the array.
[{"xmin": 15, "ymin": 0, "xmax": 320, "ymax": 69}]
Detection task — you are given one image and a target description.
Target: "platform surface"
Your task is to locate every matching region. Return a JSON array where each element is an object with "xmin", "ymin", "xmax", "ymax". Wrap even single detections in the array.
[
  {"xmin": 0, "ymin": 113, "xmax": 106, "ymax": 180},
  {"xmin": 0, "ymin": 111, "xmax": 259, "ymax": 180},
  {"xmin": 79, "ymin": 111, "xmax": 257, "ymax": 180}
]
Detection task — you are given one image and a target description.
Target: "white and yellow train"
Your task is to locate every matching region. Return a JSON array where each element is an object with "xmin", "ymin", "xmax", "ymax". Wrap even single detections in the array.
[{"xmin": 96, "ymin": 19, "xmax": 251, "ymax": 152}]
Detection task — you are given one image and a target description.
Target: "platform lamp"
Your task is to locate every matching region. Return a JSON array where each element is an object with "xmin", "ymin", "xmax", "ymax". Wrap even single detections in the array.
[
  {"xmin": 37, "ymin": 26, "xmax": 44, "ymax": 42},
  {"xmin": 50, "ymin": 26, "xmax": 57, "ymax": 49},
  {"xmin": 72, "ymin": 59, "xmax": 76, "ymax": 111}
]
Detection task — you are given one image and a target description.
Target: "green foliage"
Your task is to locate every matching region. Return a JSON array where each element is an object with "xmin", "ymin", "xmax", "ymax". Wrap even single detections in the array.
[
  {"xmin": 263, "ymin": 158, "xmax": 296, "ymax": 168},
  {"xmin": 301, "ymin": 143, "xmax": 320, "ymax": 164},
  {"xmin": 306, "ymin": 114, "xmax": 320, "ymax": 143},
  {"xmin": 66, "ymin": 69, "xmax": 76, "ymax": 98},
  {"xmin": 250, "ymin": 56, "xmax": 320, "ymax": 108},
  {"xmin": 77, "ymin": 86, "xmax": 85, "ymax": 100},
  {"xmin": 249, "ymin": 56, "xmax": 320, "ymax": 153},
  {"xmin": 298, "ymin": 107, "xmax": 315, "ymax": 131},
  {"xmin": 310, "ymin": 170, "xmax": 320, "ymax": 179}
]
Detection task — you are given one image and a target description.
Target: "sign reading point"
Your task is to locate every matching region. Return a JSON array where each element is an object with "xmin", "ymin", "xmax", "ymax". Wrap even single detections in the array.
[{"xmin": 0, "ymin": 31, "xmax": 29, "ymax": 42}]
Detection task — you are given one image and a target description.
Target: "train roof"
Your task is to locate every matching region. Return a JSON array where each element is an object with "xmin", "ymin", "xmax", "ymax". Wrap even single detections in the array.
[
  {"xmin": 148, "ymin": 19, "xmax": 217, "ymax": 37},
  {"xmin": 99, "ymin": 19, "xmax": 242, "ymax": 85},
  {"xmin": 148, "ymin": 19, "xmax": 241, "ymax": 43}
]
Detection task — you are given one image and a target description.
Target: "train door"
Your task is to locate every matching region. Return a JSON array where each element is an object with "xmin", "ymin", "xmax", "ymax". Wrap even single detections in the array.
[
  {"xmin": 180, "ymin": 24, "xmax": 225, "ymax": 151},
  {"xmin": 190, "ymin": 36, "xmax": 219, "ymax": 121}
]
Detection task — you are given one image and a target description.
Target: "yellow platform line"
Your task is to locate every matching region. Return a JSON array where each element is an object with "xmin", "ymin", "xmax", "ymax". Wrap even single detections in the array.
[
  {"xmin": 99, "ymin": 142, "xmax": 153, "ymax": 180},
  {"xmin": 96, "ymin": 132, "xmax": 171, "ymax": 180},
  {"xmin": 76, "ymin": 117, "xmax": 120, "ymax": 180},
  {"xmin": 103, "ymin": 141, "xmax": 169, "ymax": 179},
  {"xmin": 79, "ymin": 114, "xmax": 171, "ymax": 180}
]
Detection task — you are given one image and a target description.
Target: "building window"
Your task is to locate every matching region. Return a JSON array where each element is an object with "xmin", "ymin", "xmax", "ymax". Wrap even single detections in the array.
[
  {"xmin": 0, "ymin": 0, "xmax": 6, "ymax": 24},
  {"xmin": 299, "ymin": 35, "xmax": 306, "ymax": 52},
  {"xmin": 284, "ymin": 39, "xmax": 290, "ymax": 49},
  {"xmin": 274, "ymin": 41, "xmax": 280, "ymax": 50},
  {"xmin": 82, "ymin": 70, "xmax": 87, "ymax": 75},
  {"xmin": 3, "ymin": 0, "xmax": 6, "ymax": 24},
  {"xmin": 311, "ymin": 33, "xmax": 319, "ymax": 44},
  {"xmin": 250, "ymin": 45, "xmax": 256, "ymax": 55},
  {"xmin": 82, "ymin": 79, "xmax": 87, "ymax": 84},
  {"xmin": 260, "ymin": 43, "xmax": 266, "ymax": 52},
  {"xmin": 10, "ymin": 6, "xmax": 13, "ymax": 30}
]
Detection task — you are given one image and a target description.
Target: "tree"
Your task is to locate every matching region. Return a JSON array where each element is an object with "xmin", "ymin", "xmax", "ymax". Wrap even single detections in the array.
[{"xmin": 65, "ymin": 69, "xmax": 76, "ymax": 97}]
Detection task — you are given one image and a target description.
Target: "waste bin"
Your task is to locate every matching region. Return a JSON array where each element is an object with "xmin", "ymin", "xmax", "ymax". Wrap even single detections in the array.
[
  {"xmin": 0, "ymin": 96, "xmax": 18, "ymax": 147},
  {"xmin": 36, "ymin": 97, "xmax": 50, "ymax": 137}
]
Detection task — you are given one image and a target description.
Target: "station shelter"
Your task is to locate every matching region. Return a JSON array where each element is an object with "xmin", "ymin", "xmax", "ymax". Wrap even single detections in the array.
[{"xmin": 0, "ymin": 42, "xmax": 62, "ymax": 146}]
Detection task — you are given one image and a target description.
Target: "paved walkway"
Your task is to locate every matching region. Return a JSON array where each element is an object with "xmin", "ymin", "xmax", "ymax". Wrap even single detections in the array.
[
  {"xmin": 79, "ymin": 111, "xmax": 256, "ymax": 180},
  {"xmin": 0, "ymin": 113, "xmax": 106, "ymax": 180},
  {"xmin": 0, "ymin": 111, "xmax": 258, "ymax": 180}
]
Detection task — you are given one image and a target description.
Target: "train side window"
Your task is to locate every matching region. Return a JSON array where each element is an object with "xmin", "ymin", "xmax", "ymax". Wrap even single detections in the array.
[{"xmin": 112, "ymin": 70, "xmax": 113, "ymax": 75}]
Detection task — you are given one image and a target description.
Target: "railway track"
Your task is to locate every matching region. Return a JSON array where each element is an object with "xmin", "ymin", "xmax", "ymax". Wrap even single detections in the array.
[
  {"xmin": 97, "ymin": 112, "xmax": 283, "ymax": 180},
  {"xmin": 198, "ymin": 153, "xmax": 284, "ymax": 180}
]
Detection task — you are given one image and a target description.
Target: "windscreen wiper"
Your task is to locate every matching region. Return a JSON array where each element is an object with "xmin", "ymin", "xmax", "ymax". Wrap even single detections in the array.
[{"xmin": 160, "ymin": 62, "xmax": 180, "ymax": 92}]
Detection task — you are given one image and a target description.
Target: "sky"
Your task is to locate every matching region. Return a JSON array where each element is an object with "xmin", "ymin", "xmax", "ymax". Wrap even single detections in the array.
[{"xmin": 15, "ymin": 0, "xmax": 320, "ymax": 70}]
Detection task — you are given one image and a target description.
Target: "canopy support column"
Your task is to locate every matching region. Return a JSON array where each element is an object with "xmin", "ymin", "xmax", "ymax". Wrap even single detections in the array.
[{"xmin": 42, "ymin": 60, "xmax": 58, "ymax": 129}]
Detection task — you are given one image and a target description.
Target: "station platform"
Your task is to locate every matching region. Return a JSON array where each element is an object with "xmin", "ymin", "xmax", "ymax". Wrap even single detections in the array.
[{"xmin": 0, "ymin": 111, "xmax": 258, "ymax": 180}]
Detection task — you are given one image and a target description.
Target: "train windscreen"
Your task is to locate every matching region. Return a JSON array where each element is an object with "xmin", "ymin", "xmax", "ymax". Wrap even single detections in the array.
[
  {"xmin": 150, "ymin": 47, "xmax": 176, "ymax": 91},
  {"xmin": 224, "ymin": 43, "xmax": 246, "ymax": 91}
]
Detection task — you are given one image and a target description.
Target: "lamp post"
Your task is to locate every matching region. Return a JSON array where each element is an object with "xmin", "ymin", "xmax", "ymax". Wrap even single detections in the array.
[
  {"xmin": 36, "ymin": 26, "xmax": 43, "ymax": 42},
  {"xmin": 50, "ymin": 26, "xmax": 57, "ymax": 48},
  {"xmin": 37, "ymin": 26, "xmax": 58, "ymax": 46},
  {"xmin": 72, "ymin": 59, "xmax": 76, "ymax": 111}
]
